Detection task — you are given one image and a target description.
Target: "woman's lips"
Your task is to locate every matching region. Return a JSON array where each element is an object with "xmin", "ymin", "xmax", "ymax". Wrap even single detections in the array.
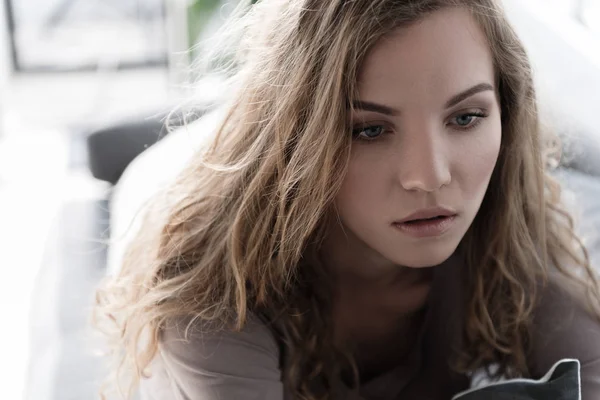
[
  {"xmin": 396, "ymin": 206, "xmax": 457, "ymax": 224},
  {"xmin": 392, "ymin": 215, "xmax": 457, "ymax": 238}
]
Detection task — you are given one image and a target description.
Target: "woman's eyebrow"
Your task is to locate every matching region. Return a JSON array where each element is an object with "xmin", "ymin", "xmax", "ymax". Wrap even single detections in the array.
[
  {"xmin": 351, "ymin": 82, "xmax": 494, "ymax": 116},
  {"xmin": 351, "ymin": 100, "xmax": 399, "ymax": 116},
  {"xmin": 444, "ymin": 82, "xmax": 494, "ymax": 109}
]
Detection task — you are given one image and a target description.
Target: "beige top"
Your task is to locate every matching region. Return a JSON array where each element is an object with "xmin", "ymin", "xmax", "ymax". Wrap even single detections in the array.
[{"xmin": 139, "ymin": 261, "xmax": 600, "ymax": 399}]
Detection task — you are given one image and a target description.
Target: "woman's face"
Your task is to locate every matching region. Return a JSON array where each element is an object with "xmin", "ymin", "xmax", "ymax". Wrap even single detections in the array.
[{"xmin": 334, "ymin": 7, "xmax": 501, "ymax": 269}]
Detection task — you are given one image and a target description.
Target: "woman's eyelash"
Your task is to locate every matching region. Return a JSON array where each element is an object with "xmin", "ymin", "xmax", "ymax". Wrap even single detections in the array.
[
  {"xmin": 450, "ymin": 111, "xmax": 488, "ymax": 131},
  {"xmin": 351, "ymin": 124, "xmax": 389, "ymax": 141}
]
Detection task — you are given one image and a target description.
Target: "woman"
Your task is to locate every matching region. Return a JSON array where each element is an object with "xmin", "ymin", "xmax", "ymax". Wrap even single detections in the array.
[{"xmin": 94, "ymin": 0, "xmax": 600, "ymax": 399}]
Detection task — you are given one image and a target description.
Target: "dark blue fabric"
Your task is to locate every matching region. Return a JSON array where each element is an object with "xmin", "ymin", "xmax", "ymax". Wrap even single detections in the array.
[{"xmin": 452, "ymin": 360, "xmax": 580, "ymax": 400}]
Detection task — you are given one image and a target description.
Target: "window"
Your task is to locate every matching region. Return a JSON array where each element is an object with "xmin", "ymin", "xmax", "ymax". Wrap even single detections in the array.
[{"xmin": 5, "ymin": 0, "xmax": 168, "ymax": 72}]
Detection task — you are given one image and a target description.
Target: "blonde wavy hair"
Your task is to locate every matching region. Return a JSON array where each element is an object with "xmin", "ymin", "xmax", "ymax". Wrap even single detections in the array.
[{"xmin": 94, "ymin": 0, "xmax": 600, "ymax": 399}]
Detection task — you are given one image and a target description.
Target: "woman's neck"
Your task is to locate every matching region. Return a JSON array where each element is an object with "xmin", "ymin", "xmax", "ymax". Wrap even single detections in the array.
[{"xmin": 331, "ymin": 266, "xmax": 433, "ymax": 339}]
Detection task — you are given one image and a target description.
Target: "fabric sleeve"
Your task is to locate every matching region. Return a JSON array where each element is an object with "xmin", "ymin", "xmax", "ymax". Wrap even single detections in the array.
[
  {"xmin": 139, "ymin": 314, "xmax": 285, "ymax": 400},
  {"xmin": 529, "ymin": 277, "xmax": 600, "ymax": 399}
]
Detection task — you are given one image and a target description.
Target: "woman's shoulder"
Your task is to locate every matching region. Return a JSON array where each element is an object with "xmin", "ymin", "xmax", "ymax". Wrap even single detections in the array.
[
  {"xmin": 529, "ymin": 274, "xmax": 600, "ymax": 397},
  {"xmin": 531, "ymin": 272, "xmax": 597, "ymax": 337},
  {"xmin": 160, "ymin": 312, "xmax": 281, "ymax": 361},
  {"xmin": 140, "ymin": 312, "xmax": 284, "ymax": 400}
]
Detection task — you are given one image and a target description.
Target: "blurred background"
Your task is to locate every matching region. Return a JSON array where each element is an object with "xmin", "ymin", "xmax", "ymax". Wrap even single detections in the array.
[{"xmin": 0, "ymin": 0, "xmax": 598, "ymax": 399}]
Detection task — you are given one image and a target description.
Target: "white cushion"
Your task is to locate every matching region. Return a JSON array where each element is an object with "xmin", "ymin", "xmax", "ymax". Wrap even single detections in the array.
[{"xmin": 106, "ymin": 109, "xmax": 224, "ymax": 276}]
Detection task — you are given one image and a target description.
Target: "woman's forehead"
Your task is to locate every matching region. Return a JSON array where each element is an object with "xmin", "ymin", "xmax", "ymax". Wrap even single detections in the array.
[{"xmin": 356, "ymin": 7, "xmax": 495, "ymax": 106}]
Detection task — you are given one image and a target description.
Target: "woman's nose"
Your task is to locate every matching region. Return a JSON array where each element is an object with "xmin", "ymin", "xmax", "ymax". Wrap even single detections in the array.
[{"xmin": 398, "ymin": 131, "xmax": 451, "ymax": 192}]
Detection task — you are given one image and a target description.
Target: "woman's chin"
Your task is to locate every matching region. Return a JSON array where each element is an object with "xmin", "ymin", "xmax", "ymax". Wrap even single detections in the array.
[{"xmin": 389, "ymin": 246, "xmax": 458, "ymax": 269}]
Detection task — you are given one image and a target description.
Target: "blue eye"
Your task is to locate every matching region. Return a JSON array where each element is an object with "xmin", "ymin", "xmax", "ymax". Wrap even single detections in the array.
[
  {"xmin": 451, "ymin": 112, "xmax": 487, "ymax": 130},
  {"xmin": 352, "ymin": 125, "xmax": 386, "ymax": 140},
  {"xmin": 455, "ymin": 115, "xmax": 475, "ymax": 126}
]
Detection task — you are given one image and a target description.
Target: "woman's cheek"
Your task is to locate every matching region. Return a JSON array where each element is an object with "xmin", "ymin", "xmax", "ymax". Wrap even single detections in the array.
[{"xmin": 461, "ymin": 126, "xmax": 501, "ymax": 189}]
